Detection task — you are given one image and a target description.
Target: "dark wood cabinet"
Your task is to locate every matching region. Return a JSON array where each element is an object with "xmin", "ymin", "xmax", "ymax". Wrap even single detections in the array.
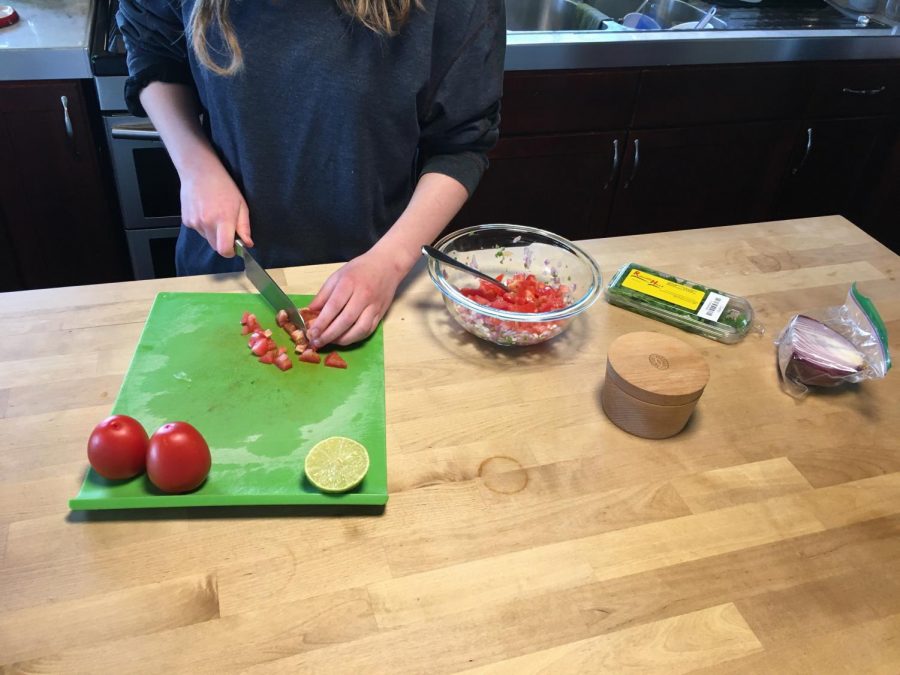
[
  {"xmin": 855, "ymin": 130, "xmax": 900, "ymax": 254},
  {"xmin": 775, "ymin": 117, "xmax": 897, "ymax": 223},
  {"xmin": 0, "ymin": 80, "xmax": 130, "ymax": 290},
  {"xmin": 0, "ymin": 210, "xmax": 23, "ymax": 292},
  {"xmin": 451, "ymin": 132, "xmax": 625, "ymax": 241},
  {"xmin": 606, "ymin": 123, "xmax": 796, "ymax": 237},
  {"xmin": 632, "ymin": 63, "xmax": 815, "ymax": 128},
  {"xmin": 458, "ymin": 60, "xmax": 900, "ymax": 252}
]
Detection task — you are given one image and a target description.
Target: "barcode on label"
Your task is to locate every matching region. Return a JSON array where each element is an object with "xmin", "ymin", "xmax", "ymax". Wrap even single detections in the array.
[{"xmin": 697, "ymin": 292, "xmax": 729, "ymax": 322}]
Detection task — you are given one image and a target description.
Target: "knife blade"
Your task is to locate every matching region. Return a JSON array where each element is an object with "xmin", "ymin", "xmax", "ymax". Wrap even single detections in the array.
[{"xmin": 234, "ymin": 239, "xmax": 308, "ymax": 342}]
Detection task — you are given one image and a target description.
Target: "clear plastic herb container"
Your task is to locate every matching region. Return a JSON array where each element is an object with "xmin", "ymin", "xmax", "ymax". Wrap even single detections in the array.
[{"xmin": 605, "ymin": 263, "xmax": 755, "ymax": 344}]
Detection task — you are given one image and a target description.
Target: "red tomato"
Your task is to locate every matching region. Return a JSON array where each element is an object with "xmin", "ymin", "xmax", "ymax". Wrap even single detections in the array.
[
  {"xmin": 300, "ymin": 307, "xmax": 320, "ymax": 326},
  {"xmin": 146, "ymin": 422, "xmax": 211, "ymax": 494},
  {"xmin": 274, "ymin": 353, "xmax": 293, "ymax": 371},
  {"xmin": 299, "ymin": 349, "xmax": 321, "ymax": 364},
  {"xmin": 87, "ymin": 415, "xmax": 149, "ymax": 480},
  {"xmin": 459, "ymin": 273, "xmax": 569, "ymax": 335},
  {"xmin": 324, "ymin": 352, "xmax": 348, "ymax": 369}
]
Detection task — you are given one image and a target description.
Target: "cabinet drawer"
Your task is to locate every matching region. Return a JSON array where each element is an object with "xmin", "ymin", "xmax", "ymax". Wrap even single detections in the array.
[
  {"xmin": 806, "ymin": 62, "xmax": 900, "ymax": 118},
  {"xmin": 500, "ymin": 70, "xmax": 640, "ymax": 135},
  {"xmin": 632, "ymin": 64, "xmax": 815, "ymax": 128}
]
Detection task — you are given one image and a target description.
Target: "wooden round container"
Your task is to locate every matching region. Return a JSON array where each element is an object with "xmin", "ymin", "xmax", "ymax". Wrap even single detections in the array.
[{"xmin": 601, "ymin": 331, "xmax": 710, "ymax": 439}]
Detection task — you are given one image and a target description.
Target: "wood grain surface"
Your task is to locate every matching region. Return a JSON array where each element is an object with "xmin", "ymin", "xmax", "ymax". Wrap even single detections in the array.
[{"xmin": 1, "ymin": 216, "xmax": 898, "ymax": 674}]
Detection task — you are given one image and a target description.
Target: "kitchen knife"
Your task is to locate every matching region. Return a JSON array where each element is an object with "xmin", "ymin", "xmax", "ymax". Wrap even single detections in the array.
[{"xmin": 234, "ymin": 239, "xmax": 308, "ymax": 341}]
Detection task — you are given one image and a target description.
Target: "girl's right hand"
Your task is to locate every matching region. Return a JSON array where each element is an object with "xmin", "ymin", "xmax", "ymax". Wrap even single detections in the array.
[{"xmin": 179, "ymin": 155, "xmax": 253, "ymax": 257}]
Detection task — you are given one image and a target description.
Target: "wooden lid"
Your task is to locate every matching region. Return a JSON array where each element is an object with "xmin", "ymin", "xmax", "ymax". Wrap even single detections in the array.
[{"xmin": 606, "ymin": 331, "xmax": 710, "ymax": 406}]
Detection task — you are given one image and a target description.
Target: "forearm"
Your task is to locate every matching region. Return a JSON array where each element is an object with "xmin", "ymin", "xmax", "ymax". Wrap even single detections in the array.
[
  {"xmin": 372, "ymin": 171, "xmax": 469, "ymax": 278},
  {"xmin": 139, "ymin": 82, "xmax": 219, "ymax": 176}
]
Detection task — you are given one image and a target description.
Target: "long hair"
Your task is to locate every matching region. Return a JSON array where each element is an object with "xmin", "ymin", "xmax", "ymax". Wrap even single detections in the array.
[{"xmin": 188, "ymin": 0, "xmax": 422, "ymax": 76}]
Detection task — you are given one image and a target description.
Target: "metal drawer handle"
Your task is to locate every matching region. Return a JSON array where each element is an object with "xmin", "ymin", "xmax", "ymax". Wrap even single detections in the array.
[
  {"xmin": 624, "ymin": 139, "xmax": 639, "ymax": 189},
  {"xmin": 842, "ymin": 85, "xmax": 887, "ymax": 96},
  {"xmin": 111, "ymin": 124, "xmax": 162, "ymax": 141},
  {"xmin": 792, "ymin": 127, "xmax": 813, "ymax": 176},
  {"xmin": 604, "ymin": 138, "xmax": 620, "ymax": 190},
  {"xmin": 60, "ymin": 95, "xmax": 73, "ymax": 140}
]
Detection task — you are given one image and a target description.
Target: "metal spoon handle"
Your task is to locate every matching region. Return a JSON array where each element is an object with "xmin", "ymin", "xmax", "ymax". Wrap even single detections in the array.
[{"xmin": 421, "ymin": 245, "xmax": 509, "ymax": 292}]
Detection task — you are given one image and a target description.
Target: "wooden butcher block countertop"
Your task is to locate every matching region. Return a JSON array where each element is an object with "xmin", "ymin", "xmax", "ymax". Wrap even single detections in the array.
[{"xmin": 1, "ymin": 215, "xmax": 899, "ymax": 673}]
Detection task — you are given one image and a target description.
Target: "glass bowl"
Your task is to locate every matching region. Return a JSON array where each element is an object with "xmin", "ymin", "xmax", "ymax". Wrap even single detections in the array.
[{"xmin": 426, "ymin": 224, "xmax": 602, "ymax": 346}]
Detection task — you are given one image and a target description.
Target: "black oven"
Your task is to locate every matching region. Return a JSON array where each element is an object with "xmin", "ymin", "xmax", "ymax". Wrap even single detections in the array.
[{"xmin": 91, "ymin": 0, "xmax": 181, "ymax": 279}]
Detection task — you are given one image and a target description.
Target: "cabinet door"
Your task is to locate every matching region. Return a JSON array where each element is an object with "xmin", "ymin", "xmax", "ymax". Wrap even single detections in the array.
[
  {"xmin": 0, "ymin": 80, "xmax": 131, "ymax": 289},
  {"xmin": 606, "ymin": 123, "xmax": 796, "ymax": 237},
  {"xmin": 0, "ymin": 209, "xmax": 23, "ymax": 292},
  {"xmin": 855, "ymin": 128, "xmax": 900, "ymax": 255},
  {"xmin": 775, "ymin": 117, "xmax": 895, "ymax": 224},
  {"xmin": 449, "ymin": 132, "xmax": 625, "ymax": 242}
]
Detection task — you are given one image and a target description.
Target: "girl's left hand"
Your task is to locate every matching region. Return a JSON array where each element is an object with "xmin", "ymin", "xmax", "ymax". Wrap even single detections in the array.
[{"xmin": 306, "ymin": 247, "xmax": 407, "ymax": 347}]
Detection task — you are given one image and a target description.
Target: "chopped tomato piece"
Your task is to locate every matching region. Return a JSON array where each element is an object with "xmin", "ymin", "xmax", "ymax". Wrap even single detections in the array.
[
  {"xmin": 298, "ymin": 349, "xmax": 321, "ymax": 364},
  {"xmin": 240, "ymin": 311, "xmax": 250, "ymax": 325},
  {"xmin": 274, "ymin": 353, "xmax": 293, "ymax": 371},
  {"xmin": 324, "ymin": 352, "xmax": 347, "ymax": 369},
  {"xmin": 283, "ymin": 322, "xmax": 297, "ymax": 334},
  {"xmin": 275, "ymin": 309, "xmax": 288, "ymax": 327},
  {"xmin": 258, "ymin": 351, "xmax": 276, "ymax": 365},
  {"xmin": 250, "ymin": 337, "xmax": 274, "ymax": 357},
  {"xmin": 300, "ymin": 307, "xmax": 319, "ymax": 326},
  {"xmin": 458, "ymin": 273, "xmax": 569, "ymax": 335}
]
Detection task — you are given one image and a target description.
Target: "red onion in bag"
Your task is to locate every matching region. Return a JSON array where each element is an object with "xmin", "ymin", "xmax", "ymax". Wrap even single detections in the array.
[{"xmin": 781, "ymin": 314, "xmax": 866, "ymax": 387}]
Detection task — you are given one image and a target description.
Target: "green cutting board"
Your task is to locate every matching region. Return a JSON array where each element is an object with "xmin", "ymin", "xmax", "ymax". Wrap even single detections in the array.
[{"xmin": 69, "ymin": 292, "xmax": 387, "ymax": 510}]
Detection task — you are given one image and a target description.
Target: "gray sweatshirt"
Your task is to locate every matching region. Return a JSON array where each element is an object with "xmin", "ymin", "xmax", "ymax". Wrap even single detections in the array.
[{"xmin": 117, "ymin": 0, "xmax": 505, "ymax": 274}]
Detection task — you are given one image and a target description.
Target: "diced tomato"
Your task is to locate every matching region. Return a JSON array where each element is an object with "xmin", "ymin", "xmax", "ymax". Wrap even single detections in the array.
[
  {"xmin": 275, "ymin": 309, "xmax": 288, "ymax": 327},
  {"xmin": 324, "ymin": 352, "xmax": 347, "ymax": 369},
  {"xmin": 289, "ymin": 329, "xmax": 303, "ymax": 343},
  {"xmin": 250, "ymin": 337, "xmax": 274, "ymax": 357},
  {"xmin": 300, "ymin": 307, "xmax": 319, "ymax": 325},
  {"xmin": 258, "ymin": 351, "xmax": 276, "ymax": 365},
  {"xmin": 240, "ymin": 324, "xmax": 251, "ymax": 335},
  {"xmin": 298, "ymin": 349, "xmax": 321, "ymax": 364},
  {"xmin": 277, "ymin": 346, "xmax": 287, "ymax": 356},
  {"xmin": 274, "ymin": 353, "xmax": 293, "ymax": 371},
  {"xmin": 241, "ymin": 311, "xmax": 250, "ymax": 325},
  {"xmin": 283, "ymin": 322, "xmax": 297, "ymax": 334},
  {"xmin": 458, "ymin": 273, "xmax": 569, "ymax": 335}
]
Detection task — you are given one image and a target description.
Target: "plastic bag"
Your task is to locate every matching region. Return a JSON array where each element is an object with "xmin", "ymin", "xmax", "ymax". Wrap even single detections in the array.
[{"xmin": 775, "ymin": 283, "xmax": 891, "ymax": 398}]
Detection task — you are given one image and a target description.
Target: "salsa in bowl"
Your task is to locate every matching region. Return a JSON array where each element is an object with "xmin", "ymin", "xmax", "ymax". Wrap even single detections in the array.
[{"xmin": 426, "ymin": 224, "xmax": 602, "ymax": 346}]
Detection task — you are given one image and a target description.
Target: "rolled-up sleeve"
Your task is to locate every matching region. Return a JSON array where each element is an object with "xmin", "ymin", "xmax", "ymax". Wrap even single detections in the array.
[
  {"xmin": 117, "ymin": 0, "xmax": 194, "ymax": 117},
  {"xmin": 418, "ymin": 0, "xmax": 506, "ymax": 196}
]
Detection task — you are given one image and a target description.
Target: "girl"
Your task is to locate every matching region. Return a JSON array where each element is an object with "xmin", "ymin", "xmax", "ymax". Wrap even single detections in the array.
[{"xmin": 118, "ymin": 0, "xmax": 505, "ymax": 347}]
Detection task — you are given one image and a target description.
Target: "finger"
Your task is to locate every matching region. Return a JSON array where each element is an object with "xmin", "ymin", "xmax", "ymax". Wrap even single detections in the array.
[
  {"xmin": 308, "ymin": 272, "xmax": 340, "ymax": 312},
  {"xmin": 215, "ymin": 217, "xmax": 237, "ymax": 258},
  {"xmin": 315, "ymin": 296, "xmax": 368, "ymax": 348},
  {"xmin": 308, "ymin": 281, "xmax": 354, "ymax": 346},
  {"xmin": 333, "ymin": 305, "xmax": 381, "ymax": 346},
  {"xmin": 235, "ymin": 201, "xmax": 253, "ymax": 248}
]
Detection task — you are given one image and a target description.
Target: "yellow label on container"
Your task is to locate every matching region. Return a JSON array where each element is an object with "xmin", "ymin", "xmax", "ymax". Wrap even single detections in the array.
[{"xmin": 622, "ymin": 268, "xmax": 705, "ymax": 310}]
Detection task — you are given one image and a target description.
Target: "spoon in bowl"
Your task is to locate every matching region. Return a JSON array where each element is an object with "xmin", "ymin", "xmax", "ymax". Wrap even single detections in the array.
[{"xmin": 421, "ymin": 245, "xmax": 510, "ymax": 292}]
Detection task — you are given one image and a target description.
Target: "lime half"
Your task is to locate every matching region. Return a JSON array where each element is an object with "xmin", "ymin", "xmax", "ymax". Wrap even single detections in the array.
[{"xmin": 304, "ymin": 437, "xmax": 370, "ymax": 493}]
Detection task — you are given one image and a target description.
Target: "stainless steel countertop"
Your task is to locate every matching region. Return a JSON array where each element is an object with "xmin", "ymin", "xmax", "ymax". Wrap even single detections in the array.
[
  {"xmin": 1, "ymin": 0, "xmax": 898, "ymax": 82},
  {"xmin": 506, "ymin": 28, "xmax": 900, "ymax": 70},
  {"xmin": 0, "ymin": 0, "xmax": 94, "ymax": 81}
]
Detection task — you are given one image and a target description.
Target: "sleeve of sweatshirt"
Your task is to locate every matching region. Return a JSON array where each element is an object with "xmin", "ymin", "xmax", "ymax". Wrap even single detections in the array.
[
  {"xmin": 417, "ymin": 0, "xmax": 506, "ymax": 197},
  {"xmin": 116, "ymin": 0, "xmax": 194, "ymax": 117}
]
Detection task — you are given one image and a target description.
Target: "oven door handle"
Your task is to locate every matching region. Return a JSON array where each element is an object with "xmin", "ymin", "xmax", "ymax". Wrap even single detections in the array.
[{"xmin": 110, "ymin": 124, "xmax": 162, "ymax": 141}]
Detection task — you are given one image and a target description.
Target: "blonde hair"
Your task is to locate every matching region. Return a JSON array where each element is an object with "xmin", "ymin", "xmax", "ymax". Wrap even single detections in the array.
[{"xmin": 189, "ymin": 0, "xmax": 422, "ymax": 76}]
